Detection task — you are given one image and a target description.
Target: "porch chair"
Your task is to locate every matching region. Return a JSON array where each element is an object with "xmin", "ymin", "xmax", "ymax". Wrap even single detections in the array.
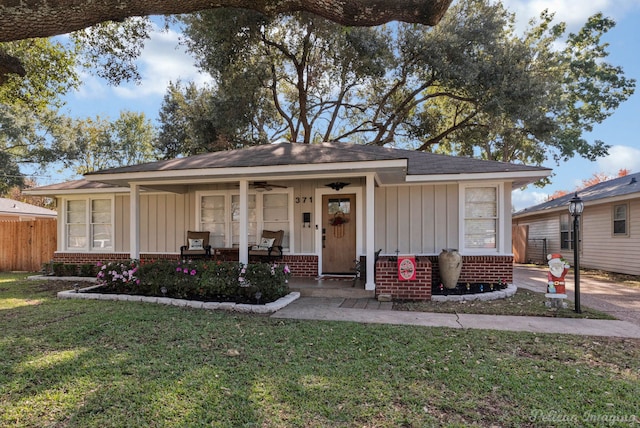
[
  {"xmin": 249, "ymin": 230, "xmax": 284, "ymax": 261},
  {"xmin": 180, "ymin": 231, "xmax": 212, "ymax": 259}
]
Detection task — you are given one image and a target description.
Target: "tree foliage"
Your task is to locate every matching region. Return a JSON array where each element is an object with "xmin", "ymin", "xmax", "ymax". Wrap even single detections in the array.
[
  {"xmin": 0, "ymin": 38, "xmax": 79, "ymax": 191},
  {"xmin": 56, "ymin": 111, "xmax": 157, "ymax": 175},
  {"xmin": 168, "ymin": 0, "xmax": 634, "ymax": 168}
]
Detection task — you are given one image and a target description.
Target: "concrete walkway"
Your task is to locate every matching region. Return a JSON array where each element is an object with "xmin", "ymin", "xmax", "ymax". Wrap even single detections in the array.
[{"xmin": 272, "ymin": 266, "xmax": 640, "ymax": 339}]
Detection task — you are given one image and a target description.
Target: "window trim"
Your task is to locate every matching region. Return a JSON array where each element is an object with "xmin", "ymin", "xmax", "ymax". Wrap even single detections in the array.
[
  {"xmin": 612, "ymin": 203, "xmax": 629, "ymax": 237},
  {"xmin": 560, "ymin": 213, "xmax": 572, "ymax": 250},
  {"xmin": 62, "ymin": 196, "xmax": 115, "ymax": 252},
  {"xmin": 196, "ymin": 189, "xmax": 294, "ymax": 251},
  {"xmin": 459, "ymin": 183, "xmax": 504, "ymax": 254}
]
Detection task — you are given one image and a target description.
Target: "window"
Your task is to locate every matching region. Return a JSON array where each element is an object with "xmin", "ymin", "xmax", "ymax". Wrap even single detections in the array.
[
  {"xmin": 613, "ymin": 204, "xmax": 628, "ymax": 236},
  {"xmin": 200, "ymin": 195, "xmax": 226, "ymax": 247},
  {"xmin": 560, "ymin": 214, "xmax": 571, "ymax": 250},
  {"xmin": 198, "ymin": 191, "xmax": 292, "ymax": 250},
  {"xmin": 463, "ymin": 186, "xmax": 497, "ymax": 250},
  {"xmin": 263, "ymin": 193, "xmax": 290, "ymax": 248},
  {"xmin": 64, "ymin": 198, "xmax": 113, "ymax": 251}
]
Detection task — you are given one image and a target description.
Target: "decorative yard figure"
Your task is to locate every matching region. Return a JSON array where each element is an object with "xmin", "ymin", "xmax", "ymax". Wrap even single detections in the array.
[{"xmin": 547, "ymin": 253, "xmax": 570, "ymax": 294}]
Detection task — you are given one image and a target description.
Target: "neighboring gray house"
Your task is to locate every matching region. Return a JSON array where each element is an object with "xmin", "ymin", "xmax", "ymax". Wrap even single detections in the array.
[
  {"xmin": 28, "ymin": 142, "xmax": 549, "ymax": 300},
  {"xmin": 0, "ymin": 197, "xmax": 57, "ymax": 221},
  {"xmin": 513, "ymin": 172, "xmax": 640, "ymax": 276}
]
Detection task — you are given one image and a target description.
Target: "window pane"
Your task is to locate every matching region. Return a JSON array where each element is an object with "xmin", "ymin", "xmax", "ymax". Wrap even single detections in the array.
[
  {"xmin": 614, "ymin": 205, "xmax": 626, "ymax": 221},
  {"xmin": 201, "ymin": 196, "xmax": 225, "ymax": 222},
  {"xmin": 465, "ymin": 188, "xmax": 496, "ymax": 217},
  {"xmin": 614, "ymin": 220, "xmax": 626, "ymax": 234},
  {"xmin": 264, "ymin": 194, "xmax": 288, "ymax": 221},
  {"xmin": 202, "ymin": 222, "xmax": 226, "ymax": 248},
  {"xmin": 464, "ymin": 219, "xmax": 496, "ymax": 248},
  {"xmin": 328, "ymin": 198, "xmax": 350, "ymax": 215},
  {"xmin": 92, "ymin": 224, "xmax": 112, "ymax": 249},
  {"xmin": 67, "ymin": 200, "xmax": 86, "ymax": 224},
  {"xmin": 67, "ymin": 224, "xmax": 87, "ymax": 249}
]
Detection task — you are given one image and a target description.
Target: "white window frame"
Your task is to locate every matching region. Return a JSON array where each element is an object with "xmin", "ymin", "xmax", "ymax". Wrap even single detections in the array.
[
  {"xmin": 459, "ymin": 183, "xmax": 504, "ymax": 254},
  {"xmin": 62, "ymin": 196, "xmax": 115, "ymax": 252},
  {"xmin": 612, "ymin": 203, "xmax": 629, "ymax": 237},
  {"xmin": 196, "ymin": 189, "xmax": 294, "ymax": 252}
]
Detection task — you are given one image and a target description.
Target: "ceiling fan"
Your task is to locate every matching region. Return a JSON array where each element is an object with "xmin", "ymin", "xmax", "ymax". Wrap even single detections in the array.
[
  {"xmin": 235, "ymin": 181, "xmax": 288, "ymax": 191},
  {"xmin": 252, "ymin": 181, "xmax": 287, "ymax": 191}
]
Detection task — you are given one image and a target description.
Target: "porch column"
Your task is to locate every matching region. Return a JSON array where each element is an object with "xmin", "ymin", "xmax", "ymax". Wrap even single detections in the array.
[
  {"xmin": 129, "ymin": 183, "xmax": 140, "ymax": 259},
  {"xmin": 365, "ymin": 173, "xmax": 376, "ymax": 291},
  {"xmin": 238, "ymin": 179, "xmax": 249, "ymax": 264}
]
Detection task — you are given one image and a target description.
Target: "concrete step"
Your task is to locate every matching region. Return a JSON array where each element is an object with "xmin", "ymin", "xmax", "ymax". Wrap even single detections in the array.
[{"xmin": 291, "ymin": 286, "xmax": 374, "ymax": 299}]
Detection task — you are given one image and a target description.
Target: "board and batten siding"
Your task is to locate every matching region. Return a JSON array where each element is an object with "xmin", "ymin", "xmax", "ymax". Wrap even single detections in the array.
[
  {"xmin": 581, "ymin": 199, "xmax": 640, "ymax": 275},
  {"xmin": 375, "ymin": 184, "xmax": 459, "ymax": 255},
  {"xmin": 114, "ymin": 193, "xmax": 192, "ymax": 254}
]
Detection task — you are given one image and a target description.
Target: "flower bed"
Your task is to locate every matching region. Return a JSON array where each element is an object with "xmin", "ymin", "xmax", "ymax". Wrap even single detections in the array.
[{"xmin": 94, "ymin": 259, "xmax": 290, "ymax": 304}]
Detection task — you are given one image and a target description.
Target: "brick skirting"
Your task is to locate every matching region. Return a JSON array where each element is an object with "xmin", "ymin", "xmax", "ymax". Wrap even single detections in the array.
[
  {"xmin": 375, "ymin": 255, "xmax": 514, "ymax": 301},
  {"xmin": 51, "ymin": 252, "xmax": 319, "ymax": 278}
]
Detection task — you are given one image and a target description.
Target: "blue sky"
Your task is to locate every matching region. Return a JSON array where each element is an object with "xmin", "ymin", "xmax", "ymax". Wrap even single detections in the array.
[{"xmin": 52, "ymin": 0, "xmax": 640, "ymax": 211}]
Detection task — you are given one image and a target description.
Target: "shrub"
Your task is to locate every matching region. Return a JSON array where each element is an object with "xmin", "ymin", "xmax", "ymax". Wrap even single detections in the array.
[
  {"xmin": 94, "ymin": 259, "xmax": 290, "ymax": 304},
  {"xmin": 198, "ymin": 261, "xmax": 243, "ymax": 300},
  {"xmin": 79, "ymin": 263, "xmax": 97, "ymax": 277},
  {"xmin": 97, "ymin": 260, "xmax": 140, "ymax": 293}
]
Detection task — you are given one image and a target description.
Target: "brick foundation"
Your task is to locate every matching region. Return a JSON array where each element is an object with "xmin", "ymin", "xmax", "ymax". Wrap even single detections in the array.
[
  {"xmin": 375, "ymin": 257, "xmax": 433, "ymax": 301},
  {"xmin": 51, "ymin": 252, "xmax": 319, "ymax": 278},
  {"xmin": 374, "ymin": 255, "xmax": 514, "ymax": 301}
]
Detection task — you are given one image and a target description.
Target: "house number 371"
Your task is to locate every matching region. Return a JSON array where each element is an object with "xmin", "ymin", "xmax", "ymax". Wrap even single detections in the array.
[{"xmin": 295, "ymin": 197, "xmax": 313, "ymax": 204}]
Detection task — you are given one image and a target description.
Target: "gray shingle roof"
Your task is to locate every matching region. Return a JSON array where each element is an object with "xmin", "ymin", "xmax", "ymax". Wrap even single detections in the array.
[
  {"xmin": 514, "ymin": 172, "xmax": 640, "ymax": 216},
  {"xmin": 0, "ymin": 198, "xmax": 57, "ymax": 217},
  {"xmin": 86, "ymin": 142, "xmax": 547, "ymax": 176}
]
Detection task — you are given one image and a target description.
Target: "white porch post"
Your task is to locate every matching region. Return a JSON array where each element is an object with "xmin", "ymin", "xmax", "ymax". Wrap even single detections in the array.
[
  {"xmin": 129, "ymin": 183, "xmax": 140, "ymax": 260},
  {"xmin": 238, "ymin": 179, "xmax": 249, "ymax": 265},
  {"xmin": 365, "ymin": 173, "xmax": 376, "ymax": 291}
]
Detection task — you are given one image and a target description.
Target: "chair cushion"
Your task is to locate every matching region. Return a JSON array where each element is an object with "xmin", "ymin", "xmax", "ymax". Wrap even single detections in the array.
[{"xmin": 188, "ymin": 238, "xmax": 204, "ymax": 250}]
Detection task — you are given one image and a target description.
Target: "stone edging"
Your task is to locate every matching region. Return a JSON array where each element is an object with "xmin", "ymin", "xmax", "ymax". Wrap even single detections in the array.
[
  {"xmin": 431, "ymin": 284, "xmax": 517, "ymax": 302},
  {"xmin": 56, "ymin": 284, "xmax": 301, "ymax": 314}
]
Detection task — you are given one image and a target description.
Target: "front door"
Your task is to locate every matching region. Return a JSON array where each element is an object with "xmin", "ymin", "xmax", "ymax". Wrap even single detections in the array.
[{"xmin": 322, "ymin": 194, "xmax": 356, "ymax": 274}]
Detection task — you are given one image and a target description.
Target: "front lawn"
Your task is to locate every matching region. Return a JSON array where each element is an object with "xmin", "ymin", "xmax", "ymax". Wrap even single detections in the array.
[{"xmin": 1, "ymin": 273, "xmax": 638, "ymax": 427}]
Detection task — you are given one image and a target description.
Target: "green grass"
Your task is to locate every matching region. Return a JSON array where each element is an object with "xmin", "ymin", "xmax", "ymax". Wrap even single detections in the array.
[
  {"xmin": 1, "ymin": 273, "xmax": 639, "ymax": 427},
  {"xmin": 395, "ymin": 288, "xmax": 617, "ymax": 319}
]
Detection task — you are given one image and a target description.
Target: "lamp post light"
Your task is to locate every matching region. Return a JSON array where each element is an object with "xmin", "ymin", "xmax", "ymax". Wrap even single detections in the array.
[{"xmin": 568, "ymin": 192, "xmax": 584, "ymax": 313}]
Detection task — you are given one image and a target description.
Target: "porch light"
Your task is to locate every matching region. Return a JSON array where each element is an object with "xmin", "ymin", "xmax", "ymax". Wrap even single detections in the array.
[
  {"xmin": 568, "ymin": 192, "xmax": 583, "ymax": 313},
  {"xmin": 325, "ymin": 182, "xmax": 350, "ymax": 191}
]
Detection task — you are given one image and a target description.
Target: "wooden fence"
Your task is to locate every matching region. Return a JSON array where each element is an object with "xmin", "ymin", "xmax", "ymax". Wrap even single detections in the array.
[{"xmin": 0, "ymin": 219, "xmax": 57, "ymax": 272}]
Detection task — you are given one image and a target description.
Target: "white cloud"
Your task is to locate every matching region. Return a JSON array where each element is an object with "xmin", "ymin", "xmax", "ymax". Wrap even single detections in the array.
[
  {"xmin": 596, "ymin": 145, "xmax": 640, "ymax": 175},
  {"xmin": 512, "ymin": 188, "xmax": 550, "ymax": 211},
  {"xmin": 113, "ymin": 25, "xmax": 212, "ymax": 99},
  {"xmin": 500, "ymin": 0, "xmax": 640, "ymax": 31}
]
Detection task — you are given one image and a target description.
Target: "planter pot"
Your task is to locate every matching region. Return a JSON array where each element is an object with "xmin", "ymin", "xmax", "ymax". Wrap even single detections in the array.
[{"xmin": 439, "ymin": 249, "xmax": 462, "ymax": 289}]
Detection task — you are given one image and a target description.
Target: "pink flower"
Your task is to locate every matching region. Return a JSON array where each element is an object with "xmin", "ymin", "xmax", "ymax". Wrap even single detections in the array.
[
  {"xmin": 190, "ymin": 269, "xmax": 196, "ymax": 276},
  {"xmin": 176, "ymin": 267, "xmax": 182, "ymax": 272}
]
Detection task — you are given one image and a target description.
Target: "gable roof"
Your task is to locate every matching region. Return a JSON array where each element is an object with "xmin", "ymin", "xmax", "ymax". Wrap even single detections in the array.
[
  {"xmin": 514, "ymin": 172, "xmax": 640, "ymax": 217},
  {"xmin": 29, "ymin": 143, "xmax": 550, "ymax": 194},
  {"xmin": 0, "ymin": 198, "xmax": 57, "ymax": 218}
]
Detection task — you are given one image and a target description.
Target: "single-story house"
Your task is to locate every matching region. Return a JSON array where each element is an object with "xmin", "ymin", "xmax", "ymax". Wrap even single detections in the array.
[
  {"xmin": 28, "ymin": 142, "xmax": 549, "ymax": 300},
  {"xmin": 513, "ymin": 172, "xmax": 640, "ymax": 276},
  {"xmin": 0, "ymin": 197, "xmax": 57, "ymax": 221}
]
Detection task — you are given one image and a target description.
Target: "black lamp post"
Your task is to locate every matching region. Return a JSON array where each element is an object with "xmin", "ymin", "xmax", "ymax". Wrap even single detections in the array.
[{"xmin": 568, "ymin": 192, "xmax": 584, "ymax": 313}]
